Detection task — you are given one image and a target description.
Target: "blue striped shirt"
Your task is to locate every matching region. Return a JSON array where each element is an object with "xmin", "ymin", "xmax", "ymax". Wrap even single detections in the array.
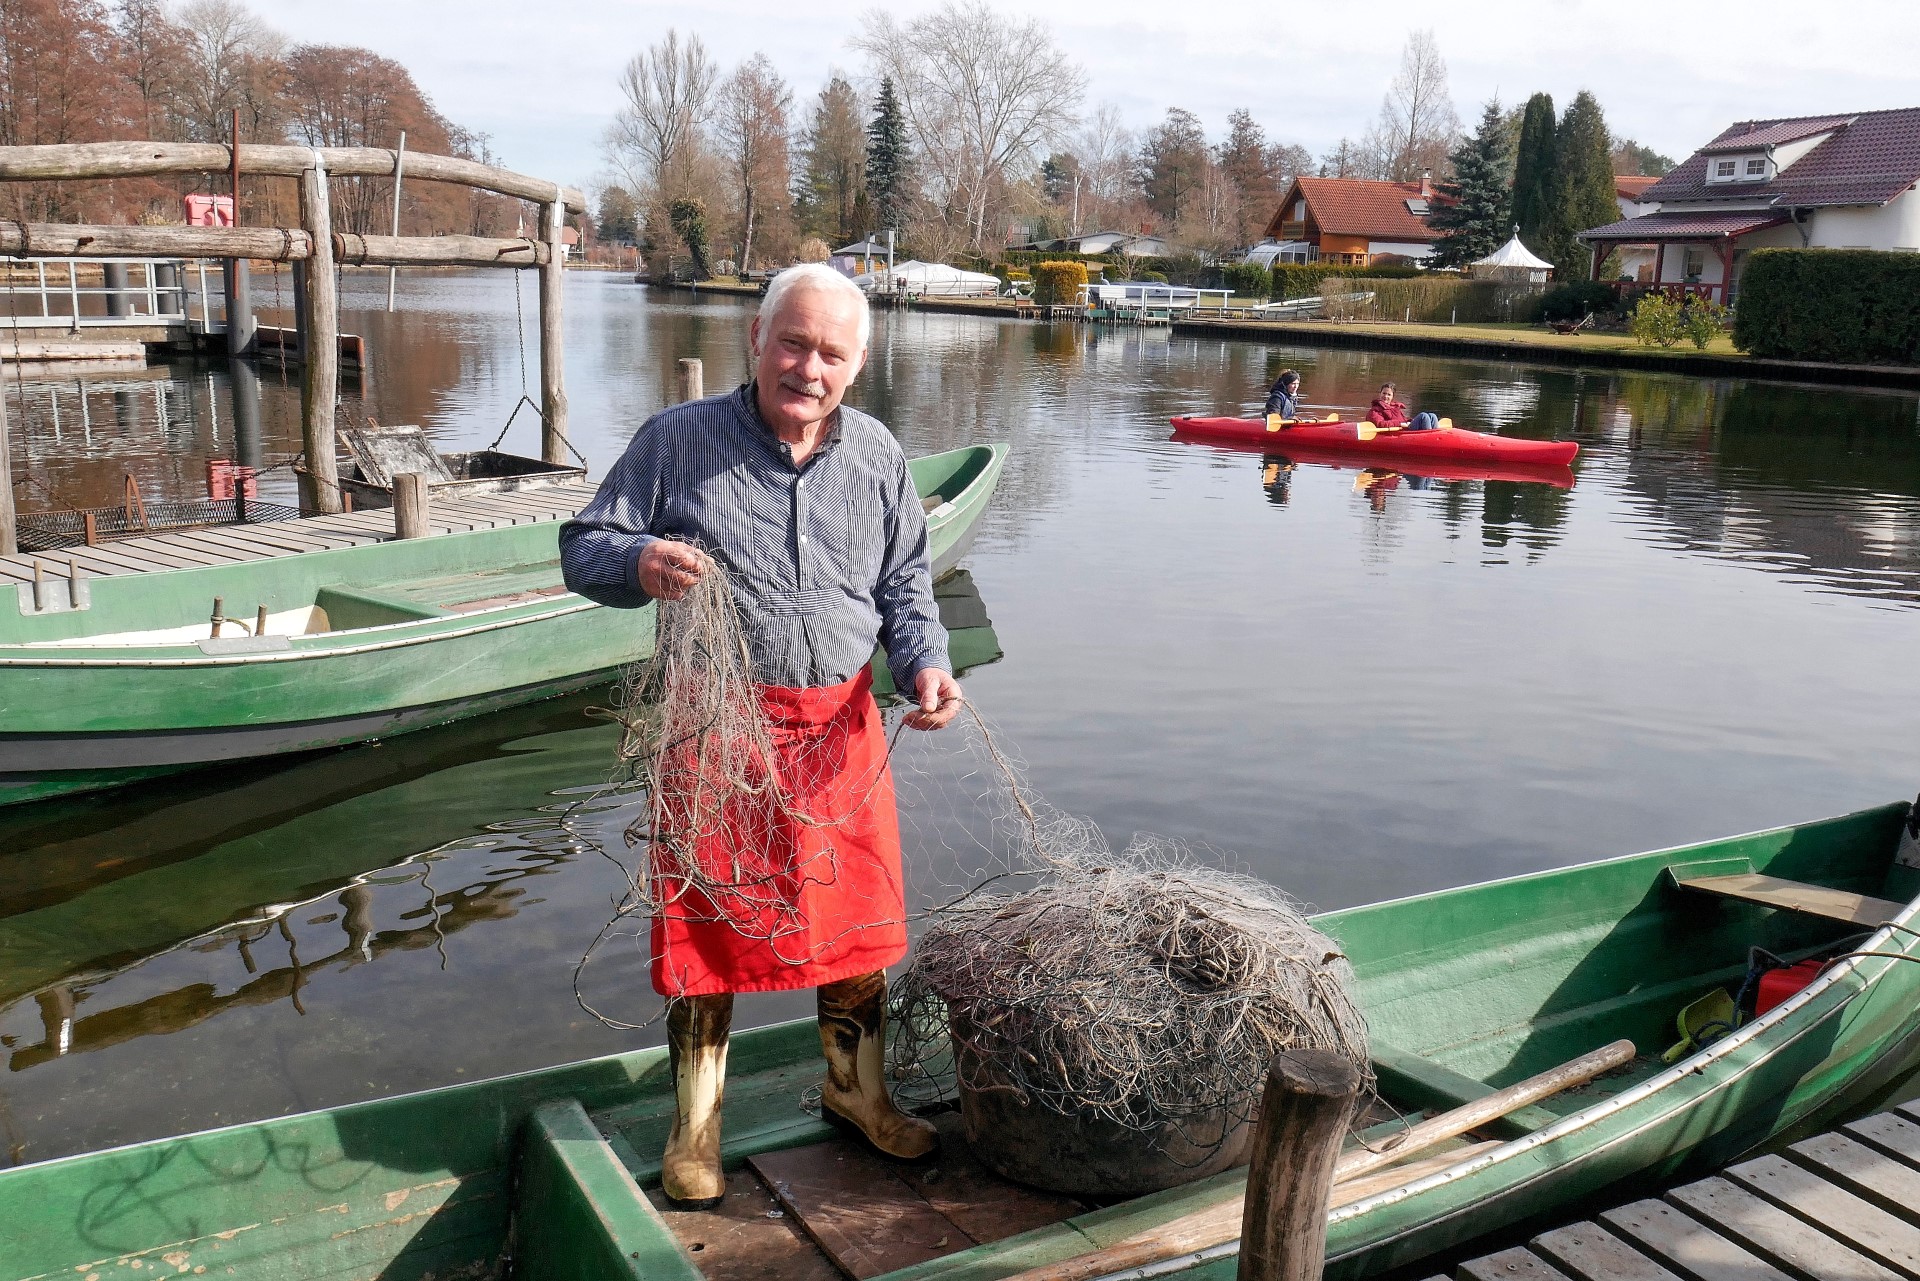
[{"xmin": 559, "ymin": 384, "xmax": 949, "ymax": 692}]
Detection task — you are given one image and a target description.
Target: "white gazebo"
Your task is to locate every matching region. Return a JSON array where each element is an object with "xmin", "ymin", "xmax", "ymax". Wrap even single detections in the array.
[{"xmin": 1470, "ymin": 230, "xmax": 1555, "ymax": 283}]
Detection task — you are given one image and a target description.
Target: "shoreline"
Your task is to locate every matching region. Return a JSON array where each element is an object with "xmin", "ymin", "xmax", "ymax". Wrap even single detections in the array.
[{"xmin": 1170, "ymin": 318, "xmax": 1920, "ymax": 390}]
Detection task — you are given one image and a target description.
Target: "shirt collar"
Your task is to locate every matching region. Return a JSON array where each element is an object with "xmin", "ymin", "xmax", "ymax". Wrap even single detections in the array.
[{"xmin": 737, "ymin": 383, "xmax": 845, "ymax": 464}]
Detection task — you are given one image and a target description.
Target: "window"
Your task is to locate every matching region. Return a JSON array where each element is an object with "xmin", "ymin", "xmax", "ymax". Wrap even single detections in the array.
[
  {"xmin": 1683, "ymin": 248, "xmax": 1706, "ymax": 280},
  {"xmin": 1405, "ymin": 198, "xmax": 1429, "ymax": 215},
  {"xmin": 1715, "ymin": 160, "xmax": 1736, "ymax": 178},
  {"xmin": 1745, "ymin": 158, "xmax": 1767, "ymax": 176}
]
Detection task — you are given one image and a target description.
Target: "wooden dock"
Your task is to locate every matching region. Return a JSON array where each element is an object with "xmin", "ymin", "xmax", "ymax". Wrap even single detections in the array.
[
  {"xmin": 1439, "ymin": 1101, "xmax": 1920, "ymax": 1281},
  {"xmin": 0, "ymin": 481, "xmax": 594, "ymax": 585}
]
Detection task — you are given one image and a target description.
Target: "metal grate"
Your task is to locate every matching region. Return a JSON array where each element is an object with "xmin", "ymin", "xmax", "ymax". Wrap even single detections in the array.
[{"xmin": 14, "ymin": 497, "xmax": 303, "ymax": 553}]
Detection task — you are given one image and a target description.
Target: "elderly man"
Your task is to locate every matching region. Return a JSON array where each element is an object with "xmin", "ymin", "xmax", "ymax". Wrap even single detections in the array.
[{"xmin": 559, "ymin": 263, "xmax": 962, "ymax": 1209}]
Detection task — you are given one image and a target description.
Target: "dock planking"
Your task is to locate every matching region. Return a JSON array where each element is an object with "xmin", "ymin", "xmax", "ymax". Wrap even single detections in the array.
[
  {"xmin": 0, "ymin": 482, "xmax": 596, "ymax": 585},
  {"xmin": 1443, "ymin": 1106, "xmax": 1920, "ymax": 1281}
]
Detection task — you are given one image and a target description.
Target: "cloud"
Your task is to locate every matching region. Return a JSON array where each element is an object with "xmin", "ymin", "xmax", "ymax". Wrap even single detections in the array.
[{"xmin": 248, "ymin": 0, "xmax": 1920, "ymax": 190}]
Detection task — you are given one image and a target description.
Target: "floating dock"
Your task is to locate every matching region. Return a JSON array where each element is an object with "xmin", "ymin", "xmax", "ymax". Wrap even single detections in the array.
[{"xmin": 1440, "ymin": 1101, "xmax": 1920, "ymax": 1281}]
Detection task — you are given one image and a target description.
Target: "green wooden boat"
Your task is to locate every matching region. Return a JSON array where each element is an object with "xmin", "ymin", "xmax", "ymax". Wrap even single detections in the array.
[
  {"xmin": 4, "ymin": 800, "xmax": 1918, "ymax": 1280},
  {"xmin": 0, "ymin": 443, "xmax": 1008, "ymax": 809}
]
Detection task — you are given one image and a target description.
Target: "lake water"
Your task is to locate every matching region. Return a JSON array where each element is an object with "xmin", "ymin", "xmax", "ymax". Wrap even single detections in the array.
[{"xmin": 3, "ymin": 273, "xmax": 1919, "ymax": 1165}]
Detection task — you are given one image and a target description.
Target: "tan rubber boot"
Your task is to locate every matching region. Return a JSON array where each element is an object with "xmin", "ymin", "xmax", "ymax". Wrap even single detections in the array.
[
  {"xmin": 817, "ymin": 971, "xmax": 938, "ymax": 1161},
  {"xmin": 661, "ymin": 992, "xmax": 734, "ymax": 1209}
]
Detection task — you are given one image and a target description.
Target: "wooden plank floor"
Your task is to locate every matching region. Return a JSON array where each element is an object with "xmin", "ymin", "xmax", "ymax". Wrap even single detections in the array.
[
  {"xmin": 0, "ymin": 481, "xmax": 597, "ymax": 585},
  {"xmin": 1438, "ymin": 1101, "xmax": 1920, "ymax": 1281},
  {"xmin": 648, "ymin": 1111, "xmax": 1092, "ymax": 1281}
]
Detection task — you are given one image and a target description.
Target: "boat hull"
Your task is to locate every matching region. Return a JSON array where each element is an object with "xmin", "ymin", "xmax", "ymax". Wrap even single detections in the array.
[
  {"xmin": 2, "ymin": 801, "xmax": 1915, "ymax": 1281},
  {"xmin": 0, "ymin": 444, "xmax": 1008, "ymax": 808},
  {"xmin": 1171, "ymin": 415, "xmax": 1581, "ymax": 466}
]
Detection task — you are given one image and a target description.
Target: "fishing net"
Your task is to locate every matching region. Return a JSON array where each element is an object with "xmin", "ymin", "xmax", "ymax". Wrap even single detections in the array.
[
  {"xmin": 885, "ymin": 743, "xmax": 1372, "ymax": 1156},
  {"xmin": 575, "ymin": 554, "xmax": 1371, "ymax": 1170}
]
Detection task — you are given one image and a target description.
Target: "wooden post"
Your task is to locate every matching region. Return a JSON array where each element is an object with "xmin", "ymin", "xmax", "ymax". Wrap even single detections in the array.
[
  {"xmin": 677, "ymin": 358, "xmax": 704, "ymax": 402},
  {"xmin": 393, "ymin": 472, "xmax": 428, "ymax": 539},
  {"xmin": 1236, "ymin": 1050, "xmax": 1360, "ymax": 1281},
  {"xmin": 298, "ymin": 152, "xmax": 341, "ymax": 513},
  {"xmin": 538, "ymin": 197, "xmax": 569, "ymax": 465},
  {"xmin": 0, "ymin": 375, "xmax": 15, "ymax": 557}
]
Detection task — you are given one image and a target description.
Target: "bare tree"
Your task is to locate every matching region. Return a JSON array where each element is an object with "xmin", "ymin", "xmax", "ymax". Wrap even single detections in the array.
[
  {"xmin": 854, "ymin": 0, "xmax": 1086, "ymax": 250},
  {"xmin": 607, "ymin": 28, "xmax": 717, "ymax": 200},
  {"xmin": 714, "ymin": 53, "xmax": 791, "ymax": 272},
  {"xmin": 1068, "ymin": 102, "xmax": 1140, "ymax": 232},
  {"xmin": 1359, "ymin": 30, "xmax": 1460, "ymax": 182},
  {"xmin": 172, "ymin": 0, "xmax": 281, "ymax": 142}
]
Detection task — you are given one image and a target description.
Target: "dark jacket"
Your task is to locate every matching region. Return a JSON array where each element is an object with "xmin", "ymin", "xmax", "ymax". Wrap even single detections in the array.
[{"xmin": 1264, "ymin": 381, "xmax": 1299, "ymax": 418}]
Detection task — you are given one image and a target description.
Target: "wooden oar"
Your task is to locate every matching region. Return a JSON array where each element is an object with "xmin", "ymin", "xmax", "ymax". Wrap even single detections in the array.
[{"xmin": 999, "ymin": 1038, "xmax": 1635, "ymax": 1281}]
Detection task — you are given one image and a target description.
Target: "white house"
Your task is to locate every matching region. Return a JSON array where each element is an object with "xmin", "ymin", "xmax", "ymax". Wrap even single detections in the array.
[{"xmin": 1580, "ymin": 108, "xmax": 1920, "ymax": 302}]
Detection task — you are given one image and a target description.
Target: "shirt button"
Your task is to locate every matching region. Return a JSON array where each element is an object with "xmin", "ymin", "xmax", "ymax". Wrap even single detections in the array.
[{"xmin": 799, "ymin": 534, "xmax": 809, "ymax": 543}]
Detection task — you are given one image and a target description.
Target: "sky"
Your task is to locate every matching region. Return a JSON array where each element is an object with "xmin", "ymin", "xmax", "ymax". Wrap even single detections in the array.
[{"xmin": 251, "ymin": 0, "xmax": 1920, "ymax": 198}]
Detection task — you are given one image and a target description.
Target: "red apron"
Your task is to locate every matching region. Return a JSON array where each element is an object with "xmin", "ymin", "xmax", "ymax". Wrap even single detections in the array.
[{"xmin": 650, "ymin": 669, "xmax": 908, "ymax": 997}]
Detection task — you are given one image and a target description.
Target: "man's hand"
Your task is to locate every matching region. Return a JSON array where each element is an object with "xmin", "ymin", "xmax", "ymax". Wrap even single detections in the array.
[
  {"xmin": 636, "ymin": 540, "xmax": 710, "ymax": 602},
  {"xmin": 905, "ymin": 668, "xmax": 963, "ymax": 731}
]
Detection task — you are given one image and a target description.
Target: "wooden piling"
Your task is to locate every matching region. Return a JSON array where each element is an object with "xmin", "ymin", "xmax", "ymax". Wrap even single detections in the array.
[
  {"xmin": 393, "ymin": 472, "xmax": 428, "ymax": 539},
  {"xmin": 537, "ymin": 198, "xmax": 569, "ymax": 466},
  {"xmin": 678, "ymin": 358, "xmax": 704, "ymax": 402},
  {"xmin": 0, "ymin": 368, "xmax": 15, "ymax": 557},
  {"xmin": 1236, "ymin": 1050, "xmax": 1361, "ymax": 1281},
  {"xmin": 298, "ymin": 154, "xmax": 342, "ymax": 514}
]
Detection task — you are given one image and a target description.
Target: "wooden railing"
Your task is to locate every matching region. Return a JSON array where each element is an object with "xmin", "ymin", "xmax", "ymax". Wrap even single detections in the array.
[{"xmin": 0, "ymin": 142, "xmax": 579, "ymax": 544}]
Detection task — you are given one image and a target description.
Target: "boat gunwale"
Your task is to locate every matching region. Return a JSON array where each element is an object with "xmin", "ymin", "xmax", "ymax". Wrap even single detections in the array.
[{"xmin": 0, "ymin": 595, "xmax": 605, "ymax": 667}]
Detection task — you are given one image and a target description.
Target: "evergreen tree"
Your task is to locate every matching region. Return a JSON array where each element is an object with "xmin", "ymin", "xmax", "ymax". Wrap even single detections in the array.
[
  {"xmin": 1542, "ymin": 90, "xmax": 1618, "ymax": 281},
  {"xmin": 1510, "ymin": 92, "xmax": 1556, "ymax": 245},
  {"xmin": 865, "ymin": 76, "xmax": 911, "ymax": 232},
  {"xmin": 1428, "ymin": 98, "xmax": 1513, "ymax": 268},
  {"xmin": 794, "ymin": 76, "xmax": 867, "ymax": 243}
]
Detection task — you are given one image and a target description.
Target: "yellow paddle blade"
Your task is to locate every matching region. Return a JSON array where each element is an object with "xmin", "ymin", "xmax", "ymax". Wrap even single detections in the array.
[
  {"xmin": 1439, "ymin": 417, "xmax": 1453, "ymax": 431},
  {"xmin": 1354, "ymin": 423, "xmax": 1378, "ymax": 441},
  {"xmin": 1265, "ymin": 413, "xmax": 1285, "ymax": 432}
]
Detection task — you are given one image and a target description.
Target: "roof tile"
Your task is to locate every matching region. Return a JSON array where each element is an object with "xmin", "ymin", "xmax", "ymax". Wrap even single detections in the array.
[
  {"xmin": 1265, "ymin": 177, "xmax": 1443, "ymax": 243},
  {"xmin": 1642, "ymin": 107, "xmax": 1920, "ymax": 208}
]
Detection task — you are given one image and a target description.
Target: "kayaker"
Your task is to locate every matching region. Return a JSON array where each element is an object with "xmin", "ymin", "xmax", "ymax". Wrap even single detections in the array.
[
  {"xmin": 558, "ymin": 263, "xmax": 960, "ymax": 1209},
  {"xmin": 1264, "ymin": 369, "xmax": 1301, "ymax": 420},
  {"xmin": 1368, "ymin": 382, "xmax": 1440, "ymax": 432}
]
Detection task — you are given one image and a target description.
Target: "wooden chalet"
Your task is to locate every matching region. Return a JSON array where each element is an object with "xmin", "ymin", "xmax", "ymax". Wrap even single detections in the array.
[
  {"xmin": 1259, "ymin": 175, "xmax": 1445, "ymax": 266},
  {"xmin": 1581, "ymin": 108, "xmax": 1920, "ymax": 302}
]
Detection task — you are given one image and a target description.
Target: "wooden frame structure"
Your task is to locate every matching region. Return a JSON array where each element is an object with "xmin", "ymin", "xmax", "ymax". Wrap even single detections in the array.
[{"xmin": 0, "ymin": 142, "xmax": 586, "ymax": 539}]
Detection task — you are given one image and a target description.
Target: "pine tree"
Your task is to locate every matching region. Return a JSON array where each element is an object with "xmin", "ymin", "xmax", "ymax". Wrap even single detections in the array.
[
  {"xmin": 1428, "ymin": 98, "xmax": 1513, "ymax": 268},
  {"xmin": 1510, "ymin": 93, "xmax": 1556, "ymax": 245},
  {"xmin": 1542, "ymin": 91, "xmax": 1618, "ymax": 281},
  {"xmin": 865, "ymin": 76, "xmax": 910, "ymax": 232}
]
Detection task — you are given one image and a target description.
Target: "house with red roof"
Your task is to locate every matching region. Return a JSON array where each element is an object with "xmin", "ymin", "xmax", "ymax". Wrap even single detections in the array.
[
  {"xmin": 1581, "ymin": 108, "xmax": 1920, "ymax": 302},
  {"xmin": 1255, "ymin": 175, "xmax": 1444, "ymax": 267}
]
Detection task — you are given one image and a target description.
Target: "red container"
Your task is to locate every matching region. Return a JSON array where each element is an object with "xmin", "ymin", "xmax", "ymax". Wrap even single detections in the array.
[
  {"xmin": 205, "ymin": 459, "xmax": 258, "ymax": 500},
  {"xmin": 1756, "ymin": 959, "xmax": 1824, "ymax": 1015}
]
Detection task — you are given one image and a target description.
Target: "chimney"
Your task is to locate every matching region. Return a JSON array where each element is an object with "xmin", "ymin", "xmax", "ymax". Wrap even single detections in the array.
[{"xmin": 1419, "ymin": 169, "xmax": 1433, "ymax": 199}]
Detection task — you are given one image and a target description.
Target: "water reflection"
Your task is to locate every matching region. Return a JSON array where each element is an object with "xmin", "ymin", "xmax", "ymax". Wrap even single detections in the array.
[{"xmin": 5, "ymin": 276, "xmax": 1920, "ymax": 1165}]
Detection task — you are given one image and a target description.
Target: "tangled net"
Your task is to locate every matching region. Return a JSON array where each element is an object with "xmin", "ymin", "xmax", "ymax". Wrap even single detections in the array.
[
  {"xmin": 575, "ymin": 555, "xmax": 1370, "ymax": 1162},
  {"xmin": 573, "ymin": 556, "xmax": 878, "ymax": 1016},
  {"xmin": 890, "ymin": 782, "xmax": 1371, "ymax": 1152}
]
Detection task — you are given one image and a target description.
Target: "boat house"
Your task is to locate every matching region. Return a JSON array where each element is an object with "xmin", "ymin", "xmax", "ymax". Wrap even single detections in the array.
[
  {"xmin": 1255, "ymin": 175, "xmax": 1444, "ymax": 266},
  {"xmin": 1579, "ymin": 108, "xmax": 1920, "ymax": 302}
]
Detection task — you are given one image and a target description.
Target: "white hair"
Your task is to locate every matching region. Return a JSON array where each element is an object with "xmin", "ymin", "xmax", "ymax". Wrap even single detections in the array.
[{"xmin": 758, "ymin": 263, "xmax": 871, "ymax": 350}]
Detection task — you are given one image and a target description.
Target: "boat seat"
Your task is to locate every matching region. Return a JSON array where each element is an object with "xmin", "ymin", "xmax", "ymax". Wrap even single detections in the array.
[{"xmin": 1667, "ymin": 866, "xmax": 1904, "ymax": 927}]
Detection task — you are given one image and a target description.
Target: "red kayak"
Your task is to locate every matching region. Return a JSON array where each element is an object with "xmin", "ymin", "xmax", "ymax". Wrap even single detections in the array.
[
  {"xmin": 1170, "ymin": 416, "xmax": 1580, "ymax": 466},
  {"xmin": 1185, "ymin": 433, "xmax": 1574, "ymax": 489}
]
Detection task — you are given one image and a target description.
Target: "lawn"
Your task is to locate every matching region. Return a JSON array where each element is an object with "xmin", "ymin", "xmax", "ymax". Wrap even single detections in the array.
[{"xmin": 1223, "ymin": 318, "xmax": 1747, "ymax": 359}]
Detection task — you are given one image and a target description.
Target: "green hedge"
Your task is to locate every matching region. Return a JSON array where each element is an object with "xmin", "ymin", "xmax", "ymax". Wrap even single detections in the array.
[
  {"xmin": 1271, "ymin": 262, "xmax": 1423, "ymax": 301},
  {"xmin": 1734, "ymin": 248, "xmax": 1920, "ymax": 363}
]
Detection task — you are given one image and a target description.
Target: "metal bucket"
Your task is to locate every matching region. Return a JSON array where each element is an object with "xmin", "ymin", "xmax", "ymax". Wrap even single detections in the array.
[{"xmin": 951, "ymin": 1016, "xmax": 1255, "ymax": 1196}]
